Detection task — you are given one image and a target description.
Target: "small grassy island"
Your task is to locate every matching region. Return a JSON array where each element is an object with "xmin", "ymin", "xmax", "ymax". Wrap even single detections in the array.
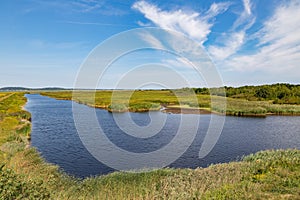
[{"xmin": 0, "ymin": 85, "xmax": 299, "ymax": 199}]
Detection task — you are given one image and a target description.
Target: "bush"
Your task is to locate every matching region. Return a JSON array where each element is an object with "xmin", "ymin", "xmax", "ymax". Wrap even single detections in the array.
[{"xmin": 0, "ymin": 167, "xmax": 50, "ymax": 200}]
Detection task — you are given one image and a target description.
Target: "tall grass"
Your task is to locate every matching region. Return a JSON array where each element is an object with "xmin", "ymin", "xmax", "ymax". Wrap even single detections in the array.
[
  {"xmin": 3, "ymin": 147, "xmax": 300, "ymax": 199},
  {"xmin": 42, "ymin": 90, "xmax": 300, "ymax": 116},
  {"xmin": 0, "ymin": 93, "xmax": 31, "ymax": 161},
  {"xmin": 212, "ymin": 97, "xmax": 300, "ymax": 116}
]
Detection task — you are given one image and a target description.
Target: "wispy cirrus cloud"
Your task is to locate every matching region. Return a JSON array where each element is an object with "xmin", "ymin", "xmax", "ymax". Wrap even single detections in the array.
[
  {"xmin": 208, "ymin": 0, "xmax": 255, "ymax": 61},
  {"xmin": 132, "ymin": 0, "xmax": 254, "ymax": 70},
  {"xmin": 138, "ymin": 32, "xmax": 165, "ymax": 49},
  {"xmin": 226, "ymin": 0, "xmax": 300, "ymax": 75},
  {"xmin": 27, "ymin": 0, "xmax": 103, "ymax": 13},
  {"xmin": 205, "ymin": 2, "xmax": 232, "ymax": 19},
  {"xmin": 69, "ymin": 0, "xmax": 103, "ymax": 13},
  {"xmin": 26, "ymin": 0, "xmax": 128, "ymax": 15},
  {"xmin": 162, "ymin": 57, "xmax": 194, "ymax": 70},
  {"xmin": 58, "ymin": 20, "xmax": 134, "ymax": 27},
  {"xmin": 28, "ymin": 39, "xmax": 87, "ymax": 50},
  {"xmin": 132, "ymin": 0, "xmax": 230, "ymax": 45},
  {"xmin": 243, "ymin": 0, "xmax": 251, "ymax": 15},
  {"xmin": 133, "ymin": 0, "xmax": 300, "ymax": 83},
  {"xmin": 136, "ymin": 21, "xmax": 151, "ymax": 27},
  {"xmin": 208, "ymin": 31, "xmax": 246, "ymax": 60}
]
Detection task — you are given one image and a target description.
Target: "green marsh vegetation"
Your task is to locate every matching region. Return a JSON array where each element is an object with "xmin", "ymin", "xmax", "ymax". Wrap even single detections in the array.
[
  {"xmin": 0, "ymin": 92, "xmax": 299, "ymax": 199},
  {"xmin": 42, "ymin": 89, "xmax": 204, "ymax": 112},
  {"xmin": 0, "ymin": 93, "xmax": 31, "ymax": 159},
  {"xmin": 41, "ymin": 83, "xmax": 300, "ymax": 116}
]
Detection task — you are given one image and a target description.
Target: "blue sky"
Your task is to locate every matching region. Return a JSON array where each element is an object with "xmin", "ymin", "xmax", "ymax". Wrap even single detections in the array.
[{"xmin": 1, "ymin": 0, "xmax": 300, "ymax": 88}]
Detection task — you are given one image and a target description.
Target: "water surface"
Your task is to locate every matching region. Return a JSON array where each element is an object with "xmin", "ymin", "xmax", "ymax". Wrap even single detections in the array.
[{"xmin": 25, "ymin": 94, "xmax": 300, "ymax": 178}]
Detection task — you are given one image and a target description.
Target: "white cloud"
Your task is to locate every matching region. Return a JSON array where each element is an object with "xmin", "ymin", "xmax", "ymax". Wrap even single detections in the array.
[
  {"xmin": 138, "ymin": 32, "xmax": 165, "ymax": 49},
  {"xmin": 225, "ymin": 0, "xmax": 300, "ymax": 75},
  {"xmin": 70, "ymin": 0, "xmax": 103, "ymax": 13},
  {"xmin": 243, "ymin": 0, "xmax": 251, "ymax": 15},
  {"xmin": 28, "ymin": 0, "xmax": 127, "ymax": 15},
  {"xmin": 163, "ymin": 57, "xmax": 194, "ymax": 69},
  {"xmin": 205, "ymin": 2, "xmax": 232, "ymax": 19},
  {"xmin": 208, "ymin": 31, "xmax": 245, "ymax": 60},
  {"xmin": 232, "ymin": 0, "xmax": 254, "ymax": 30},
  {"xmin": 133, "ymin": 0, "xmax": 300, "ymax": 83},
  {"xmin": 137, "ymin": 21, "xmax": 151, "ymax": 27},
  {"xmin": 132, "ymin": 1, "xmax": 230, "ymax": 44},
  {"xmin": 208, "ymin": 0, "xmax": 255, "ymax": 61},
  {"xmin": 58, "ymin": 20, "xmax": 132, "ymax": 27},
  {"xmin": 258, "ymin": 1, "xmax": 300, "ymax": 46},
  {"xmin": 28, "ymin": 39, "xmax": 87, "ymax": 50}
]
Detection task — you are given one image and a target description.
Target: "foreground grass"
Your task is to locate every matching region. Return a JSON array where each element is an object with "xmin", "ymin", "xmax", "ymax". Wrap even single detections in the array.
[
  {"xmin": 2, "ymin": 147, "xmax": 300, "ymax": 199},
  {"xmin": 0, "ymin": 92, "xmax": 299, "ymax": 199},
  {"xmin": 41, "ymin": 90, "xmax": 300, "ymax": 116}
]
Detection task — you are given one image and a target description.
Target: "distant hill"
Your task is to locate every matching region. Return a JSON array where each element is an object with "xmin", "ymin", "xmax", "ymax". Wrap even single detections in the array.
[{"xmin": 0, "ymin": 87, "xmax": 69, "ymax": 91}]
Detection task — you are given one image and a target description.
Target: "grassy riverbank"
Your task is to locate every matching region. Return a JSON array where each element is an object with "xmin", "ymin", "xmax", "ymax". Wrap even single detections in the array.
[
  {"xmin": 0, "ymin": 92, "xmax": 299, "ymax": 199},
  {"xmin": 41, "ymin": 90, "xmax": 300, "ymax": 116},
  {"xmin": 0, "ymin": 93, "xmax": 31, "ymax": 162}
]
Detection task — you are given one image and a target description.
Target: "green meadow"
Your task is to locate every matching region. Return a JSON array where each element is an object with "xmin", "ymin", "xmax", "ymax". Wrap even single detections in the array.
[
  {"xmin": 0, "ymin": 91, "xmax": 299, "ymax": 199},
  {"xmin": 41, "ymin": 87, "xmax": 300, "ymax": 116}
]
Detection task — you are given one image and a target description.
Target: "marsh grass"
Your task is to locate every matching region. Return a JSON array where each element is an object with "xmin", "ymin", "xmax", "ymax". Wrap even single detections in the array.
[
  {"xmin": 212, "ymin": 98, "xmax": 300, "ymax": 116},
  {"xmin": 0, "ymin": 93, "xmax": 32, "ymax": 160},
  {"xmin": 42, "ymin": 90, "xmax": 300, "ymax": 116}
]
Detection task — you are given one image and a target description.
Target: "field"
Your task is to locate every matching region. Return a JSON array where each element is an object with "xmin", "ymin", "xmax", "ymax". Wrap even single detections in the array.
[
  {"xmin": 0, "ymin": 91, "xmax": 299, "ymax": 199},
  {"xmin": 40, "ymin": 90, "xmax": 300, "ymax": 116}
]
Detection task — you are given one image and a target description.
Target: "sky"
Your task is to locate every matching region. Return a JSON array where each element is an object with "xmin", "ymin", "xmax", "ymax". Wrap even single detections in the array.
[{"xmin": 1, "ymin": 0, "xmax": 300, "ymax": 88}]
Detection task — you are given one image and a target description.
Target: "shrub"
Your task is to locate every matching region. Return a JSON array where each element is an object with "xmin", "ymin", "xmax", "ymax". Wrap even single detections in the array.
[{"xmin": 0, "ymin": 167, "xmax": 50, "ymax": 200}]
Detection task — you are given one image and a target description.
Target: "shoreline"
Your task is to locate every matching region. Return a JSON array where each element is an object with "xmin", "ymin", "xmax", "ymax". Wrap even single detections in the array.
[
  {"xmin": 73, "ymin": 101, "xmax": 300, "ymax": 117},
  {"xmin": 39, "ymin": 93, "xmax": 300, "ymax": 117}
]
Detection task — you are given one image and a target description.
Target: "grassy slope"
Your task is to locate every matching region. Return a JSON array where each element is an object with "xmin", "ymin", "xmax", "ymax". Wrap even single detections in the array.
[
  {"xmin": 0, "ymin": 92, "xmax": 299, "ymax": 199},
  {"xmin": 0, "ymin": 93, "xmax": 31, "ymax": 161},
  {"xmin": 41, "ymin": 90, "xmax": 300, "ymax": 116}
]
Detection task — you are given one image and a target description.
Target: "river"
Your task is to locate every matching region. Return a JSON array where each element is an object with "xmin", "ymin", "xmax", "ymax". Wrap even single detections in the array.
[{"xmin": 25, "ymin": 94, "xmax": 300, "ymax": 178}]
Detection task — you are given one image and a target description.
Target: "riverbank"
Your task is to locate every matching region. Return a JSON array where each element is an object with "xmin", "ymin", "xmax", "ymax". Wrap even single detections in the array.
[
  {"xmin": 0, "ymin": 92, "xmax": 299, "ymax": 199},
  {"xmin": 40, "ymin": 90, "xmax": 300, "ymax": 116}
]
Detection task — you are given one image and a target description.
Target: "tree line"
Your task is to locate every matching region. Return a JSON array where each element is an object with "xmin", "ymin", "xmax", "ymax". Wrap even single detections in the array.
[{"xmin": 194, "ymin": 83, "xmax": 300, "ymax": 104}]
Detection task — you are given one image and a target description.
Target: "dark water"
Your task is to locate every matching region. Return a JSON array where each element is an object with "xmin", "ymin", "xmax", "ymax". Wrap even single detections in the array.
[{"xmin": 25, "ymin": 94, "xmax": 300, "ymax": 178}]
